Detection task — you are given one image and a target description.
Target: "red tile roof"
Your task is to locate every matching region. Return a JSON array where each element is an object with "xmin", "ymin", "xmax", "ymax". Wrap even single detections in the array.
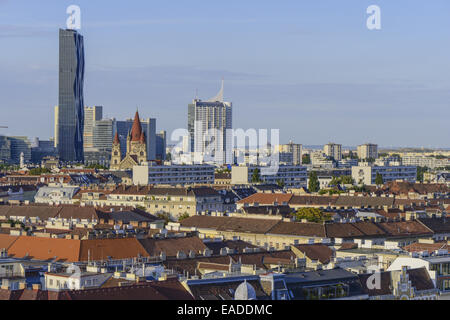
[{"xmin": 237, "ymin": 193, "xmax": 293, "ymax": 205}]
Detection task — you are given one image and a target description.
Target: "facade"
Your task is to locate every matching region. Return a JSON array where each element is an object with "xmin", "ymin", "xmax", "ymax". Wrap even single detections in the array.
[
  {"xmin": 110, "ymin": 111, "xmax": 147, "ymax": 170},
  {"xmin": 231, "ymin": 165, "xmax": 308, "ymax": 188},
  {"xmin": 352, "ymin": 163, "xmax": 417, "ymax": 185},
  {"xmin": 57, "ymin": 29, "xmax": 85, "ymax": 162},
  {"xmin": 188, "ymin": 82, "xmax": 232, "ymax": 164},
  {"xmin": 277, "ymin": 142, "xmax": 303, "ymax": 165},
  {"xmin": 54, "ymin": 106, "xmax": 59, "ymax": 148},
  {"xmin": 401, "ymin": 154, "xmax": 450, "ymax": 169},
  {"xmin": 83, "ymin": 106, "xmax": 103, "ymax": 150},
  {"xmin": 156, "ymin": 131, "xmax": 167, "ymax": 161},
  {"xmin": 388, "ymin": 254, "xmax": 450, "ymax": 294},
  {"xmin": 34, "ymin": 185, "xmax": 81, "ymax": 205},
  {"xmin": 0, "ymin": 136, "xmax": 11, "ymax": 163},
  {"xmin": 133, "ymin": 163, "xmax": 215, "ymax": 186},
  {"xmin": 357, "ymin": 144, "xmax": 378, "ymax": 160},
  {"xmin": 8, "ymin": 137, "xmax": 31, "ymax": 164},
  {"xmin": 84, "ymin": 118, "xmax": 116, "ymax": 166},
  {"xmin": 324, "ymin": 143, "xmax": 342, "ymax": 161},
  {"xmin": 30, "ymin": 138, "xmax": 58, "ymax": 163}
]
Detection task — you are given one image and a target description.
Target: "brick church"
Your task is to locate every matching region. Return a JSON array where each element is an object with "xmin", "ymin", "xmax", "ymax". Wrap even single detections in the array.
[{"xmin": 110, "ymin": 111, "xmax": 147, "ymax": 170}]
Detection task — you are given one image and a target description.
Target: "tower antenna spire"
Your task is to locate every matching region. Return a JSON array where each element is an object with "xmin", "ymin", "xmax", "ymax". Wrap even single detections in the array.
[{"xmin": 207, "ymin": 78, "xmax": 224, "ymax": 102}]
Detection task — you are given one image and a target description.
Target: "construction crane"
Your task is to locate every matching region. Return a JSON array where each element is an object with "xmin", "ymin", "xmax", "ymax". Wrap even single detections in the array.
[{"xmin": 0, "ymin": 126, "xmax": 7, "ymax": 128}]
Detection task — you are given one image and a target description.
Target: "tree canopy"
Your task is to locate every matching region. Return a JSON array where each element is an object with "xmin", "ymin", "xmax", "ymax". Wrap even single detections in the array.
[{"xmin": 308, "ymin": 172, "xmax": 320, "ymax": 193}]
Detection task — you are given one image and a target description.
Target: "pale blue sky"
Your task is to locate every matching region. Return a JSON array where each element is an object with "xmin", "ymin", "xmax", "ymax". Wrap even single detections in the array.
[{"xmin": 0, "ymin": 0, "xmax": 449, "ymax": 148}]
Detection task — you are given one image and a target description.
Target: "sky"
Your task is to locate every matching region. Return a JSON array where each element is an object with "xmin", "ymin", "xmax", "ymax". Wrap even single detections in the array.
[{"xmin": 0, "ymin": 0, "xmax": 449, "ymax": 148}]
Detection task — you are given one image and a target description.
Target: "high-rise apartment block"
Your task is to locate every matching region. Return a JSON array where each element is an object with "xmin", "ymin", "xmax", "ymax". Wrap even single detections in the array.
[
  {"xmin": 324, "ymin": 143, "xmax": 342, "ymax": 161},
  {"xmin": 277, "ymin": 142, "xmax": 303, "ymax": 165},
  {"xmin": 57, "ymin": 29, "xmax": 85, "ymax": 162},
  {"xmin": 357, "ymin": 143, "xmax": 378, "ymax": 160}
]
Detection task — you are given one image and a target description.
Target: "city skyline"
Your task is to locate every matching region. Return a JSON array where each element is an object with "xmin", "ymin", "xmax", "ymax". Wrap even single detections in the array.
[{"xmin": 0, "ymin": 1, "xmax": 449, "ymax": 148}]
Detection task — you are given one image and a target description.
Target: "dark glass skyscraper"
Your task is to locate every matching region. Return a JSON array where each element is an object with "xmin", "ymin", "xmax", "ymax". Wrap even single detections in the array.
[{"xmin": 58, "ymin": 29, "xmax": 85, "ymax": 162}]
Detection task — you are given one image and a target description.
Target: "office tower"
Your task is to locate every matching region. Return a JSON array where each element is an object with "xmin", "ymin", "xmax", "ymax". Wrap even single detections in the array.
[
  {"xmin": 31, "ymin": 138, "xmax": 58, "ymax": 163},
  {"xmin": 116, "ymin": 113, "xmax": 156, "ymax": 161},
  {"xmin": 0, "ymin": 136, "xmax": 11, "ymax": 163},
  {"xmin": 57, "ymin": 29, "xmax": 85, "ymax": 162},
  {"xmin": 156, "ymin": 130, "xmax": 167, "ymax": 161},
  {"xmin": 277, "ymin": 142, "xmax": 303, "ymax": 165},
  {"xmin": 93, "ymin": 119, "xmax": 115, "ymax": 150},
  {"xmin": 357, "ymin": 143, "xmax": 378, "ymax": 160},
  {"xmin": 84, "ymin": 118, "xmax": 115, "ymax": 166},
  {"xmin": 187, "ymin": 81, "xmax": 233, "ymax": 164},
  {"xmin": 54, "ymin": 106, "xmax": 59, "ymax": 148},
  {"xmin": 324, "ymin": 143, "xmax": 342, "ymax": 161},
  {"xmin": 8, "ymin": 137, "xmax": 31, "ymax": 163},
  {"xmin": 84, "ymin": 106, "xmax": 103, "ymax": 150}
]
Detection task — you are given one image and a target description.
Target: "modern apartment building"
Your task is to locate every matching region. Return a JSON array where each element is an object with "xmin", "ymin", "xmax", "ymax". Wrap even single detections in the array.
[
  {"xmin": 133, "ymin": 163, "xmax": 215, "ymax": 186},
  {"xmin": 57, "ymin": 29, "xmax": 85, "ymax": 162},
  {"xmin": 352, "ymin": 163, "xmax": 417, "ymax": 185},
  {"xmin": 323, "ymin": 143, "xmax": 342, "ymax": 161},
  {"xmin": 401, "ymin": 155, "xmax": 450, "ymax": 169},
  {"xmin": 357, "ymin": 144, "xmax": 378, "ymax": 160},
  {"xmin": 231, "ymin": 165, "xmax": 308, "ymax": 188}
]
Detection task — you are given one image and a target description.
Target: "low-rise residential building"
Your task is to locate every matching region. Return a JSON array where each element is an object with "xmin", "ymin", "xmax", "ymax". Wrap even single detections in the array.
[
  {"xmin": 34, "ymin": 185, "xmax": 80, "ymax": 205},
  {"xmin": 231, "ymin": 165, "xmax": 307, "ymax": 188},
  {"xmin": 133, "ymin": 163, "xmax": 215, "ymax": 186},
  {"xmin": 388, "ymin": 253, "xmax": 450, "ymax": 294},
  {"xmin": 359, "ymin": 266, "xmax": 438, "ymax": 300}
]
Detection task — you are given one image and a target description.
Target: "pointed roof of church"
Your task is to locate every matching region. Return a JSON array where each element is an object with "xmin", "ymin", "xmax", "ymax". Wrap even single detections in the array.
[
  {"xmin": 140, "ymin": 131, "xmax": 146, "ymax": 144},
  {"xmin": 131, "ymin": 111, "xmax": 143, "ymax": 142},
  {"xmin": 113, "ymin": 132, "xmax": 120, "ymax": 145}
]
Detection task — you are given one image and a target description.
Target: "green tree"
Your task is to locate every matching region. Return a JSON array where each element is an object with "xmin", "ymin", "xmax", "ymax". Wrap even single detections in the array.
[
  {"xmin": 28, "ymin": 168, "xmax": 51, "ymax": 175},
  {"xmin": 293, "ymin": 208, "xmax": 331, "ymax": 223},
  {"xmin": 251, "ymin": 168, "xmax": 262, "ymax": 183},
  {"xmin": 341, "ymin": 176, "xmax": 355, "ymax": 185},
  {"xmin": 375, "ymin": 173, "xmax": 384, "ymax": 186},
  {"xmin": 308, "ymin": 172, "xmax": 320, "ymax": 193},
  {"xmin": 417, "ymin": 166, "xmax": 429, "ymax": 183},
  {"xmin": 276, "ymin": 179, "xmax": 285, "ymax": 188},
  {"xmin": 178, "ymin": 213, "xmax": 190, "ymax": 222},
  {"xmin": 302, "ymin": 154, "xmax": 311, "ymax": 165}
]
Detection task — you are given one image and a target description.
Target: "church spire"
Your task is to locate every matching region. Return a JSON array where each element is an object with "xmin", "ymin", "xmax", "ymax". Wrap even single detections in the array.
[
  {"xmin": 131, "ymin": 110, "xmax": 143, "ymax": 142},
  {"xmin": 113, "ymin": 132, "xmax": 120, "ymax": 145}
]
